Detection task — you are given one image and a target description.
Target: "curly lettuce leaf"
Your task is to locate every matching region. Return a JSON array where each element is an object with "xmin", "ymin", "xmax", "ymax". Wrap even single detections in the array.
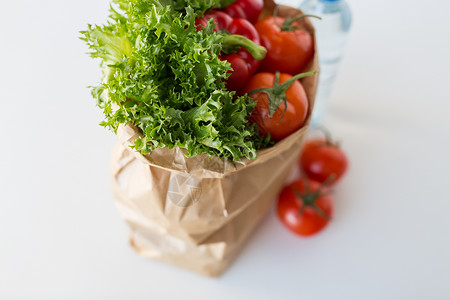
[{"xmin": 81, "ymin": 0, "xmax": 270, "ymax": 160}]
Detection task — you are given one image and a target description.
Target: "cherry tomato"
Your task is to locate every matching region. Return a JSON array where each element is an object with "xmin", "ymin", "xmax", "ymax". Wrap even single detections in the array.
[
  {"xmin": 277, "ymin": 178, "xmax": 333, "ymax": 236},
  {"xmin": 255, "ymin": 16, "xmax": 314, "ymax": 74},
  {"xmin": 300, "ymin": 137, "xmax": 348, "ymax": 185},
  {"xmin": 243, "ymin": 72, "xmax": 309, "ymax": 141}
]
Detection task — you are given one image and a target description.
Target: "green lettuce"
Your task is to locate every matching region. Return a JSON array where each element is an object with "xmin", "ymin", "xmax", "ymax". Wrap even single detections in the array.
[{"xmin": 81, "ymin": 0, "xmax": 270, "ymax": 160}]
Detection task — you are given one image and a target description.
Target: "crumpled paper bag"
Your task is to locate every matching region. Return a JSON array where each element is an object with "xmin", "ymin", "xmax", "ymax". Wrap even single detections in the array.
[{"xmin": 110, "ymin": 0, "xmax": 319, "ymax": 277}]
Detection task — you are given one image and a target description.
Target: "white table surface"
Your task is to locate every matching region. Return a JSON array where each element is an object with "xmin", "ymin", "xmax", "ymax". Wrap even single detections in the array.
[{"xmin": 1, "ymin": 0, "xmax": 450, "ymax": 299}]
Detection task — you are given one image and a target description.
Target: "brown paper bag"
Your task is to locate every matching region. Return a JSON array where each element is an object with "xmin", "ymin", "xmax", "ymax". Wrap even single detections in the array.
[{"xmin": 110, "ymin": 0, "xmax": 319, "ymax": 277}]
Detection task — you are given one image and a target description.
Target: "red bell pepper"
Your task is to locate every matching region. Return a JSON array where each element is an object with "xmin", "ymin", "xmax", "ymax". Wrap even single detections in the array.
[
  {"xmin": 195, "ymin": 11, "xmax": 266, "ymax": 93},
  {"xmin": 220, "ymin": 0, "xmax": 264, "ymax": 24}
]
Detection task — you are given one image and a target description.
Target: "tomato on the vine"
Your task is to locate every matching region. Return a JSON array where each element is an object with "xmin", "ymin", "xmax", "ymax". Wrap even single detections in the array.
[
  {"xmin": 300, "ymin": 134, "xmax": 348, "ymax": 185},
  {"xmin": 277, "ymin": 178, "xmax": 333, "ymax": 236},
  {"xmin": 243, "ymin": 71, "xmax": 315, "ymax": 141},
  {"xmin": 255, "ymin": 14, "xmax": 316, "ymax": 74}
]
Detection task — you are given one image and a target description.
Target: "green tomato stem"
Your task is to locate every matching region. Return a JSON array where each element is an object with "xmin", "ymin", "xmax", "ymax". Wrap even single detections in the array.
[
  {"xmin": 248, "ymin": 70, "xmax": 317, "ymax": 118},
  {"xmin": 280, "ymin": 14, "xmax": 322, "ymax": 31},
  {"xmin": 291, "ymin": 178, "xmax": 332, "ymax": 220},
  {"xmin": 277, "ymin": 70, "xmax": 317, "ymax": 92},
  {"xmin": 315, "ymin": 125, "xmax": 339, "ymax": 147}
]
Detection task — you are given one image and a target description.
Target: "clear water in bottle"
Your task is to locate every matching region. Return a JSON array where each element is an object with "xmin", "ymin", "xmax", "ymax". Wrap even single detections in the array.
[{"xmin": 300, "ymin": 0, "xmax": 352, "ymax": 126}]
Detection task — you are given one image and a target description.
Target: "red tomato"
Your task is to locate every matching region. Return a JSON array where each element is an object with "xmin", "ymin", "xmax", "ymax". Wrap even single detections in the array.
[
  {"xmin": 300, "ymin": 137, "xmax": 348, "ymax": 185},
  {"xmin": 243, "ymin": 72, "xmax": 310, "ymax": 141},
  {"xmin": 255, "ymin": 16, "xmax": 314, "ymax": 74},
  {"xmin": 277, "ymin": 178, "xmax": 333, "ymax": 236}
]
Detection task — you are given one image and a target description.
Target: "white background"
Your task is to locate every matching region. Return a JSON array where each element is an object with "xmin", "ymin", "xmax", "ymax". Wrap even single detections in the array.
[{"xmin": 1, "ymin": 0, "xmax": 450, "ymax": 299}]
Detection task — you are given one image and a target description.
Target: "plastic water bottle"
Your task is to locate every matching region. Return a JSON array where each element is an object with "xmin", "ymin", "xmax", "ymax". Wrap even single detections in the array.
[{"xmin": 299, "ymin": 0, "xmax": 352, "ymax": 126}]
